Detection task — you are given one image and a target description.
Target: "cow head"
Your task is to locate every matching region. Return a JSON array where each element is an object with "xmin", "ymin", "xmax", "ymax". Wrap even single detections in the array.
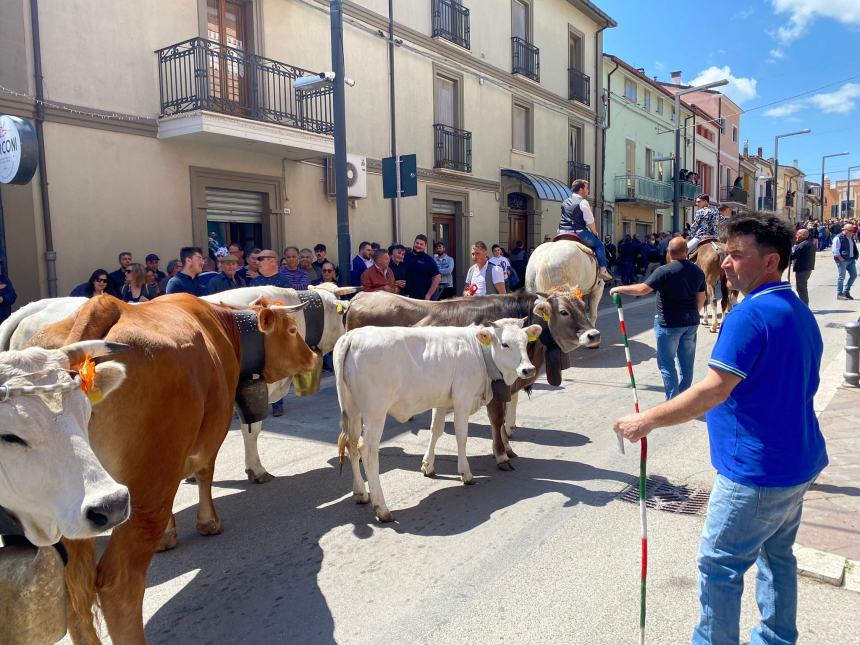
[
  {"xmin": 475, "ymin": 318, "xmax": 543, "ymax": 385},
  {"xmin": 0, "ymin": 342, "xmax": 130, "ymax": 546},
  {"xmin": 533, "ymin": 288, "xmax": 601, "ymax": 352},
  {"xmin": 255, "ymin": 304, "xmax": 319, "ymax": 383}
]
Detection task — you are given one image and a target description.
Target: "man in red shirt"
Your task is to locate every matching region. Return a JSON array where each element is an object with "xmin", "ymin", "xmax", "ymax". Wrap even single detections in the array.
[{"xmin": 360, "ymin": 248, "xmax": 397, "ymax": 293}]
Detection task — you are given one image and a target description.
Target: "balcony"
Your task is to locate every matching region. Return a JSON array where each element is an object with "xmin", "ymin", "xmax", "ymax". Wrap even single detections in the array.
[
  {"xmin": 679, "ymin": 180, "xmax": 699, "ymax": 203},
  {"xmin": 512, "ymin": 37, "xmax": 540, "ymax": 82},
  {"xmin": 757, "ymin": 196, "xmax": 775, "ymax": 212},
  {"xmin": 433, "ymin": 124, "xmax": 472, "ymax": 173},
  {"xmin": 568, "ymin": 68, "xmax": 590, "ymax": 106},
  {"xmin": 155, "ymin": 38, "xmax": 334, "ymax": 158},
  {"xmin": 719, "ymin": 185, "xmax": 749, "ymax": 206},
  {"xmin": 568, "ymin": 160, "xmax": 590, "ymax": 185},
  {"xmin": 432, "ymin": 0, "xmax": 470, "ymax": 50},
  {"xmin": 615, "ymin": 175, "xmax": 671, "ymax": 206}
]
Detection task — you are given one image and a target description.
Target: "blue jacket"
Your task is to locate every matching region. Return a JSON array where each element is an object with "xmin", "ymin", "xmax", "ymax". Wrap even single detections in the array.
[
  {"xmin": 833, "ymin": 233, "xmax": 858, "ymax": 261},
  {"xmin": 0, "ymin": 275, "xmax": 16, "ymax": 322},
  {"xmin": 165, "ymin": 272, "xmax": 204, "ymax": 296}
]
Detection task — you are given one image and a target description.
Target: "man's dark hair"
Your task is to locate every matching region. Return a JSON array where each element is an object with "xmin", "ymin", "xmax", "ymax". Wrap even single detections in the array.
[
  {"xmin": 370, "ymin": 242, "xmax": 381, "ymax": 250},
  {"xmin": 571, "ymin": 179, "xmax": 589, "ymax": 193},
  {"xmin": 472, "ymin": 241, "xmax": 488, "ymax": 252},
  {"xmin": 389, "ymin": 243, "xmax": 407, "ymax": 253},
  {"xmin": 372, "ymin": 248, "xmax": 389, "ymax": 261},
  {"xmin": 697, "ymin": 193, "xmax": 710, "ymax": 202},
  {"xmin": 358, "ymin": 241, "xmax": 371, "ymax": 251},
  {"xmin": 118, "ymin": 251, "xmax": 132, "ymax": 261},
  {"xmin": 414, "ymin": 234, "xmax": 428, "ymax": 243},
  {"xmin": 179, "ymin": 246, "xmax": 203, "ymax": 264},
  {"xmin": 314, "ymin": 243, "xmax": 327, "ymax": 253},
  {"xmin": 491, "ymin": 244, "xmax": 501, "ymax": 251},
  {"xmin": 721, "ymin": 214, "xmax": 793, "ymax": 271}
]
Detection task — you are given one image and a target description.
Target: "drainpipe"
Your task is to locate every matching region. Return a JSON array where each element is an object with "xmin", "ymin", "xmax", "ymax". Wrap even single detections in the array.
[
  {"xmin": 592, "ymin": 27, "xmax": 609, "ymax": 222},
  {"xmin": 30, "ymin": 0, "xmax": 57, "ymax": 297},
  {"xmin": 602, "ymin": 58, "xmax": 619, "ymax": 237},
  {"xmin": 387, "ymin": 0, "xmax": 401, "ymax": 243},
  {"xmin": 716, "ymin": 95, "xmax": 722, "ymax": 201}
]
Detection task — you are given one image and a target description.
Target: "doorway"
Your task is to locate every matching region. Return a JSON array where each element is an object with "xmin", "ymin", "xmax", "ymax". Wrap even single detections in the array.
[
  {"xmin": 206, "ymin": 0, "xmax": 250, "ymax": 113},
  {"xmin": 205, "ymin": 187, "xmax": 264, "ymax": 259}
]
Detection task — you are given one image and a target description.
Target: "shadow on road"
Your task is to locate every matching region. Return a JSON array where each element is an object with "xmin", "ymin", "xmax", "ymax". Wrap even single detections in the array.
[{"xmin": 811, "ymin": 483, "xmax": 860, "ymax": 497}]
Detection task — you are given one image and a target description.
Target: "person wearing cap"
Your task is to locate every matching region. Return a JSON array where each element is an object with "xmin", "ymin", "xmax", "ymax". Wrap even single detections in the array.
[
  {"xmin": 687, "ymin": 194, "xmax": 723, "ymax": 253},
  {"xmin": 145, "ymin": 253, "xmax": 166, "ymax": 283},
  {"xmin": 206, "ymin": 254, "xmax": 247, "ymax": 295}
]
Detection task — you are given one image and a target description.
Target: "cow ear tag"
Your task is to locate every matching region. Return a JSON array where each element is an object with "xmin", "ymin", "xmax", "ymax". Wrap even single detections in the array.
[
  {"xmin": 540, "ymin": 312, "xmax": 550, "ymax": 322},
  {"xmin": 79, "ymin": 355, "xmax": 103, "ymax": 403},
  {"xmin": 478, "ymin": 332, "xmax": 493, "ymax": 346},
  {"xmin": 527, "ymin": 331, "xmax": 540, "ymax": 342},
  {"xmin": 336, "ymin": 303, "xmax": 344, "ymax": 314}
]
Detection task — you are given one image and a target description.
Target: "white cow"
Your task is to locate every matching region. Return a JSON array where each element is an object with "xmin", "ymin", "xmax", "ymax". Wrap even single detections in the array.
[
  {"xmin": 0, "ymin": 341, "xmax": 130, "ymax": 546},
  {"xmin": 335, "ymin": 318, "xmax": 542, "ymax": 522}
]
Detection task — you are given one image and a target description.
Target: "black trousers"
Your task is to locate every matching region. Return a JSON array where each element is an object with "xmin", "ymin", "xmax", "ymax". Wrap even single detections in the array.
[{"xmin": 794, "ymin": 270, "xmax": 812, "ymax": 305}]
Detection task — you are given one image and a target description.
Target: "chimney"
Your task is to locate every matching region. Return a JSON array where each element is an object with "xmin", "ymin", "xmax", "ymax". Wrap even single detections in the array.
[
  {"xmin": 636, "ymin": 67, "xmax": 645, "ymax": 74},
  {"xmin": 671, "ymin": 70, "xmax": 682, "ymax": 83},
  {"xmin": 793, "ymin": 159, "xmax": 799, "ymax": 168},
  {"xmin": 743, "ymin": 139, "xmax": 749, "ymax": 156},
  {"xmin": 757, "ymin": 147, "xmax": 763, "ymax": 158}
]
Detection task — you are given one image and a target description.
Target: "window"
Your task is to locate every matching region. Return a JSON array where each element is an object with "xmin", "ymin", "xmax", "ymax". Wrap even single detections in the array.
[
  {"xmin": 434, "ymin": 72, "xmax": 461, "ymax": 128},
  {"xmin": 625, "ymin": 139, "xmax": 636, "ymax": 176},
  {"xmin": 718, "ymin": 117, "xmax": 725, "ymax": 134},
  {"xmin": 512, "ymin": 0, "xmax": 529, "ymax": 40},
  {"xmin": 645, "ymin": 148, "xmax": 655, "ymax": 179},
  {"xmin": 568, "ymin": 29, "xmax": 582, "ymax": 70},
  {"xmin": 643, "ymin": 90, "xmax": 651, "ymax": 111},
  {"xmin": 656, "ymin": 98, "xmax": 664, "ymax": 115},
  {"xmin": 671, "ymin": 106, "xmax": 676, "ymax": 122},
  {"xmin": 624, "ymin": 78, "xmax": 637, "ymax": 102},
  {"xmin": 512, "ymin": 102, "xmax": 532, "ymax": 153},
  {"xmin": 696, "ymin": 124, "xmax": 715, "ymax": 143},
  {"xmin": 732, "ymin": 125, "xmax": 738, "ymax": 143}
]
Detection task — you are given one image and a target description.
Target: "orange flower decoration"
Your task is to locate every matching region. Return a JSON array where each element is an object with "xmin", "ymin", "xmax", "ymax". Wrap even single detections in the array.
[
  {"xmin": 78, "ymin": 355, "xmax": 96, "ymax": 395},
  {"xmin": 574, "ymin": 287, "xmax": 584, "ymax": 302}
]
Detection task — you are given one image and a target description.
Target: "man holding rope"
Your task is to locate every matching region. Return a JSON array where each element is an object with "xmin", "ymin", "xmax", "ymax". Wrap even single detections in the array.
[{"xmin": 613, "ymin": 214, "xmax": 828, "ymax": 644}]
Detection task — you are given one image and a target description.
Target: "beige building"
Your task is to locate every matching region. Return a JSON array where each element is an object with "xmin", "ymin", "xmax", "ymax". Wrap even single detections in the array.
[{"xmin": 0, "ymin": 0, "xmax": 615, "ymax": 302}]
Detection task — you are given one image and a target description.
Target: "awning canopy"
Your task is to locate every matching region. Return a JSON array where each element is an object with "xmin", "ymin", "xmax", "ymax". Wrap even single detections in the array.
[{"xmin": 501, "ymin": 169, "xmax": 571, "ymax": 202}]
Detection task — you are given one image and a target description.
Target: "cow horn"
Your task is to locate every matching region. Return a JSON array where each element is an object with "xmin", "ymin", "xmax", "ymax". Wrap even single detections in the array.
[
  {"xmin": 271, "ymin": 301, "xmax": 310, "ymax": 313},
  {"xmin": 333, "ymin": 287, "xmax": 359, "ymax": 296},
  {"xmin": 60, "ymin": 340, "xmax": 129, "ymax": 368}
]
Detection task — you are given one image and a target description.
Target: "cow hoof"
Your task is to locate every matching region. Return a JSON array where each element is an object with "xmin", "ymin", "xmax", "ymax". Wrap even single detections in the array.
[
  {"xmin": 497, "ymin": 461, "xmax": 515, "ymax": 472},
  {"xmin": 420, "ymin": 461, "xmax": 435, "ymax": 478},
  {"xmin": 354, "ymin": 492, "xmax": 370, "ymax": 504},
  {"xmin": 461, "ymin": 473, "xmax": 475, "ymax": 485},
  {"xmin": 374, "ymin": 507, "xmax": 394, "ymax": 523},
  {"xmin": 156, "ymin": 529, "xmax": 178, "ymax": 552},
  {"xmin": 246, "ymin": 469, "xmax": 274, "ymax": 484},
  {"xmin": 196, "ymin": 519, "xmax": 222, "ymax": 536},
  {"xmin": 505, "ymin": 447, "xmax": 518, "ymax": 458}
]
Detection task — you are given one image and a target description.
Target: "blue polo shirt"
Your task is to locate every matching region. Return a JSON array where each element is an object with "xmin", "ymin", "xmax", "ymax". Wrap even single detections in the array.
[
  {"xmin": 706, "ymin": 282, "xmax": 827, "ymax": 487},
  {"xmin": 165, "ymin": 272, "xmax": 204, "ymax": 296}
]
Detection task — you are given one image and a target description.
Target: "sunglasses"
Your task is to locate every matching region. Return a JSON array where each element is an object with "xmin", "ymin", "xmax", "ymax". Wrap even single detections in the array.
[
  {"xmin": 125, "ymin": 269, "xmax": 133, "ymax": 274},
  {"xmin": 95, "ymin": 278, "xmax": 108, "ymax": 283}
]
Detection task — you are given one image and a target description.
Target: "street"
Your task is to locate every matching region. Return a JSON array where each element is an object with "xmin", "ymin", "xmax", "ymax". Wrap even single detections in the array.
[{"xmin": 115, "ymin": 262, "xmax": 856, "ymax": 644}]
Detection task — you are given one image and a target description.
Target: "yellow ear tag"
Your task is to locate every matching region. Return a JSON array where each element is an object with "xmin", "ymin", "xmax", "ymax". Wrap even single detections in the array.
[
  {"xmin": 336, "ymin": 303, "xmax": 344, "ymax": 314},
  {"xmin": 540, "ymin": 312, "xmax": 550, "ymax": 322},
  {"xmin": 527, "ymin": 332, "xmax": 539, "ymax": 342},
  {"xmin": 480, "ymin": 335, "xmax": 492, "ymax": 347}
]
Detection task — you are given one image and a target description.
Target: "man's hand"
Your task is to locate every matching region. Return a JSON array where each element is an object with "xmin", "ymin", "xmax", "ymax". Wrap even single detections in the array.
[
  {"xmin": 835, "ymin": 256, "xmax": 844, "ymax": 262},
  {"xmin": 395, "ymin": 279, "xmax": 406, "ymax": 288},
  {"xmin": 613, "ymin": 413, "xmax": 653, "ymax": 443}
]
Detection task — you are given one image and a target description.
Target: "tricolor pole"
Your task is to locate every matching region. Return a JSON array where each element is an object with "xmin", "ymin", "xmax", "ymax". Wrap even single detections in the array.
[{"xmin": 612, "ymin": 292, "xmax": 648, "ymax": 645}]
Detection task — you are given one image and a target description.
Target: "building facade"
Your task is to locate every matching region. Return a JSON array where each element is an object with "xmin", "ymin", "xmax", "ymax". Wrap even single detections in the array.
[{"xmin": 0, "ymin": 0, "xmax": 615, "ymax": 302}]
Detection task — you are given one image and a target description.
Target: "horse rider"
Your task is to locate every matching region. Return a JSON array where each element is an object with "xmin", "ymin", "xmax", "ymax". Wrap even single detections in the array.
[
  {"xmin": 687, "ymin": 193, "xmax": 724, "ymax": 254},
  {"xmin": 559, "ymin": 179, "xmax": 613, "ymax": 282}
]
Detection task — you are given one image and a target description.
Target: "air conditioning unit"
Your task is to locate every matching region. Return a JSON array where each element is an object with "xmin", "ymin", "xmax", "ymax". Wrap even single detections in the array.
[{"xmin": 326, "ymin": 154, "xmax": 367, "ymax": 199}]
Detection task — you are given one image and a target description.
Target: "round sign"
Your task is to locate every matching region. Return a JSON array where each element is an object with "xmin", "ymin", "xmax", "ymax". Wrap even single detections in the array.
[{"xmin": 0, "ymin": 115, "xmax": 38, "ymax": 185}]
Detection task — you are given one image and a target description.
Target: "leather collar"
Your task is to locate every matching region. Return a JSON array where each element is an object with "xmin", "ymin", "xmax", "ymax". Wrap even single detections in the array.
[
  {"xmin": 234, "ymin": 311, "xmax": 265, "ymax": 379},
  {"xmin": 297, "ymin": 291, "xmax": 324, "ymax": 350}
]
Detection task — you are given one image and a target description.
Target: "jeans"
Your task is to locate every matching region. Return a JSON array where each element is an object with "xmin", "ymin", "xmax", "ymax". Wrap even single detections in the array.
[
  {"xmin": 573, "ymin": 228, "xmax": 608, "ymax": 268},
  {"xmin": 693, "ymin": 474, "xmax": 813, "ymax": 645},
  {"xmin": 687, "ymin": 236, "xmax": 700, "ymax": 252},
  {"xmin": 835, "ymin": 258, "xmax": 857, "ymax": 295},
  {"xmin": 654, "ymin": 321, "xmax": 697, "ymax": 399},
  {"xmin": 793, "ymin": 269, "xmax": 811, "ymax": 305}
]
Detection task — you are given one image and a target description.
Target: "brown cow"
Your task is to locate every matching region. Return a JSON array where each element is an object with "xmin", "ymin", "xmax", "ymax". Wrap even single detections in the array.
[
  {"xmin": 345, "ymin": 290, "xmax": 600, "ymax": 468},
  {"xmin": 28, "ymin": 294, "xmax": 316, "ymax": 644}
]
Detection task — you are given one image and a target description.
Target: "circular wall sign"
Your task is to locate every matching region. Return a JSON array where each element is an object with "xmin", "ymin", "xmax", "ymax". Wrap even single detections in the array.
[{"xmin": 0, "ymin": 115, "xmax": 38, "ymax": 185}]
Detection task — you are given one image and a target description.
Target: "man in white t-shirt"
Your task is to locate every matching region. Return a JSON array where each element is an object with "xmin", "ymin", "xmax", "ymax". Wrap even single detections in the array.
[{"xmin": 464, "ymin": 241, "xmax": 507, "ymax": 296}]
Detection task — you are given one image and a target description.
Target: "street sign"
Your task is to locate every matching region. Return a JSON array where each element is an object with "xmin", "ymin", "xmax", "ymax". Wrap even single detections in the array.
[
  {"xmin": 382, "ymin": 153, "xmax": 418, "ymax": 198},
  {"xmin": 0, "ymin": 115, "xmax": 38, "ymax": 185}
]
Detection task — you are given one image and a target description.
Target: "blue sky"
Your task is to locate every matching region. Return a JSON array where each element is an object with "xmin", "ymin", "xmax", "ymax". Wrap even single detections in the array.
[{"xmin": 599, "ymin": 0, "xmax": 860, "ymax": 186}]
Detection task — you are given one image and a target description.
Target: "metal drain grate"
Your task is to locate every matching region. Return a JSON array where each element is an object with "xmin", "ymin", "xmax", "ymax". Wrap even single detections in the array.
[{"xmin": 619, "ymin": 476, "xmax": 710, "ymax": 515}]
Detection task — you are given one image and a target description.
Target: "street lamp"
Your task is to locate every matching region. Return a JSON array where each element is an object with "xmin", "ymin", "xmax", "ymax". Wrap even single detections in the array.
[
  {"xmin": 847, "ymin": 165, "xmax": 860, "ymax": 217},
  {"xmin": 821, "ymin": 152, "xmax": 850, "ymax": 220},
  {"xmin": 673, "ymin": 79, "xmax": 728, "ymax": 233},
  {"xmin": 773, "ymin": 129, "xmax": 811, "ymax": 217}
]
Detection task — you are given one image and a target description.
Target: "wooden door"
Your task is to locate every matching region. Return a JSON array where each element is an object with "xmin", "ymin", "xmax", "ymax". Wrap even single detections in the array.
[
  {"xmin": 207, "ymin": 0, "xmax": 249, "ymax": 112},
  {"xmin": 432, "ymin": 215, "xmax": 456, "ymax": 255},
  {"xmin": 508, "ymin": 213, "xmax": 527, "ymax": 250}
]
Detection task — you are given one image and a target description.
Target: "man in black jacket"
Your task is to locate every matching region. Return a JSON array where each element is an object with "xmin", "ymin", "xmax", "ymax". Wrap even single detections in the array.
[{"xmin": 790, "ymin": 228, "xmax": 815, "ymax": 305}]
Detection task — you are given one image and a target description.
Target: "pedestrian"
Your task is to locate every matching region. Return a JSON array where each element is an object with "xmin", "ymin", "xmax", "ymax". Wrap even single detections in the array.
[
  {"xmin": 121, "ymin": 263, "xmax": 156, "ymax": 302},
  {"xmin": 509, "ymin": 240, "xmax": 528, "ymax": 282},
  {"xmin": 389, "ymin": 244, "xmax": 408, "ymax": 294},
  {"xmin": 299, "ymin": 248, "xmax": 317, "ymax": 282},
  {"xmin": 464, "ymin": 241, "xmax": 506, "ymax": 296},
  {"xmin": 657, "ymin": 232, "xmax": 671, "ymax": 265},
  {"xmin": 613, "ymin": 214, "xmax": 827, "ymax": 644},
  {"xmin": 251, "ymin": 249, "xmax": 292, "ymax": 289},
  {"xmin": 165, "ymin": 246, "xmax": 205, "ymax": 295},
  {"xmin": 311, "ymin": 260, "xmax": 338, "ymax": 286},
  {"xmin": 158, "ymin": 259, "xmax": 180, "ymax": 294},
  {"xmin": 604, "ymin": 235, "xmax": 617, "ymax": 270},
  {"xmin": 206, "ymin": 254, "xmax": 246, "ymax": 294},
  {"xmin": 197, "ymin": 257, "xmax": 220, "ymax": 291},
  {"xmin": 236, "ymin": 248, "xmax": 260, "ymax": 284},
  {"xmin": 833, "ymin": 223, "xmax": 858, "ymax": 300},
  {"xmin": 145, "ymin": 253, "xmax": 166, "ymax": 283},
  {"xmin": 610, "ymin": 237, "xmax": 705, "ymax": 399},
  {"xmin": 227, "ymin": 242, "xmax": 246, "ymax": 268},
  {"xmin": 208, "ymin": 231, "xmax": 220, "ymax": 258},
  {"xmin": 351, "ymin": 241, "xmax": 374, "ymax": 286},
  {"xmin": 433, "ymin": 241, "xmax": 455, "ymax": 300},
  {"xmin": 818, "ymin": 222, "xmax": 830, "ymax": 250},
  {"xmin": 643, "ymin": 235, "xmax": 661, "ymax": 278},
  {"xmin": 618, "ymin": 234, "xmax": 636, "ymax": 285},
  {"xmin": 277, "ymin": 246, "xmax": 310, "ymax": 290},
  {"xmin": 360, "ymin": 248, "xmax": 396, "ymax": 293},
  {"xmin": 558, "ymin": 179, "xmax": 613, "ymax": 282},
  {"xmin": 70, "ymin": 269, "xmax": 110, "ymax": 298},
  {"xmin": 790, "ymin": 228, "xmax": 815, "ymax": 305},
  {"xmin": 404, "ymin": 234, "xmax": 441, "ymax": 300},
  {"xmin": 107, "ymin": 251, "xmax": 133, "ymax": 297},
  {"xmin": 145, "ymin": 268, "xmax": 161, "ymax": 298},
  {"xmin": 687, "ymin": 194, "xmax": 722, "ymax": 253},
  {"xmin": 0, "ymin": 264, "xmax": 17, "ymax": 323},
  {"xmin": 312, "ymin": 244, "xmax": 337, "ymax": 282}
]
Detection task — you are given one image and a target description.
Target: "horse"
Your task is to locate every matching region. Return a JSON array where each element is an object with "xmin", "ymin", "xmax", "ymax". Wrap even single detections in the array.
[{"xmin": 692, "ymin": 240, "xmax": 730, "ymax": 333}]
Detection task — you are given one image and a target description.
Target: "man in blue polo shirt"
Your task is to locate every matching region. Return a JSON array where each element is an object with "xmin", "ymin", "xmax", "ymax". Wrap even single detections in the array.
[
  {"xmin": 165, "ymin": 246, "xmax": 205, "ymax": 296},
  {"xmin": 613, "ymin": 214, "xmax": 827, "ymax": 644}
]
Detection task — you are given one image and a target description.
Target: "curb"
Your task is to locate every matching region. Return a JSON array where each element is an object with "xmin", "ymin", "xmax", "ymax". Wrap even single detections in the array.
[{"xmin": 794, "ymin": 544, "xmax": 857, "ymax": 593}]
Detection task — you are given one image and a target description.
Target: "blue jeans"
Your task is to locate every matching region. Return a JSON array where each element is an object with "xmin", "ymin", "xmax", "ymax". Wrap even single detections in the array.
[
  {"xmin": 654, "ymin": 321, "xmax": 697, "ymax": 399},
  {"xmin": 574, "ymin": 228, "xmax": 608, "ymax": 268},
  {"xmin": 835, "ymin": 258, "xmax": 857, "ymax": 295},
  {"xmin": 692, "ymin": 474, "xmax": 814, "ymax": 645}
]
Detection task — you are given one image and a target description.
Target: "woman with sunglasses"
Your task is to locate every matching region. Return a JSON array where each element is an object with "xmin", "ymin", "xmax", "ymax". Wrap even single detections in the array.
[
  {"xmin": 70, "ymin": 269, "xmax": 110, "ymax": 298},
  {"xmin": 121, "ymin": 263, "xmax": 156, "ymax": 302}
]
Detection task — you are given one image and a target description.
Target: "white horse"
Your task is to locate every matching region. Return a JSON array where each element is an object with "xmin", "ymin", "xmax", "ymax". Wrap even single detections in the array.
[{"xmin": 525, "ymin": 240, "xmax": 604, "ymax": 329}]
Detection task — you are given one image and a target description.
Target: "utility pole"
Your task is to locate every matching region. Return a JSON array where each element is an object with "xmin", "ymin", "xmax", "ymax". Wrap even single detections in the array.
[
  {"xmin": 330, "ymin": 1, "xmax": 351, "ymax": 285},
  {"xmin": 773, "ymin": 129, "xmax": 810, "ymax": 219},
  {"xmin": 387, "ymin": 0, "xmax": 402, "ymax": 243}
]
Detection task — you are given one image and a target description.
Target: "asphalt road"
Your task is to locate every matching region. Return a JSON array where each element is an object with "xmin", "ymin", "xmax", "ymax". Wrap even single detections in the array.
[{"xmin": 85, "ymin": 259, "xmax": 859, "ymax": 644}]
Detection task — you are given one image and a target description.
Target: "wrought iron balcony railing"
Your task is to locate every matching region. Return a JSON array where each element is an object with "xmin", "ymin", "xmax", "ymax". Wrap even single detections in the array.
[
  {"xmin": 719, "ymin": 185, "xmax": 749, "ymax": 205},
  {"xmin": 432, "ymin": 0, "xmax": 470, "ymax": 50},
  {"xmin": 615, "ymin": 175, "xmax": 672, "ymax": 205},
  {"xmin": 757, "ymin": 196, "xmax": 775, "ymax": 211},
  {"xmin": 679, "ymin": 180, "xmax": 699, "ymax": 202},
  {"xmin": 511, "ymin": 36, "xmax": 539, "ymax": 82},
  {"xmin": 568, "ymin": 68, "xmax": 590, "ymax": 106},
  {"xmin": 433, "ymin": 124, "xmax": 472, "ymax": 173},
  {"xmin": 568, "ymin": 160, "xmax": 590, "ymax": 185},
  {"xmin": 156, "ymin": 37, "xmax": 333, "ymax": 134}
]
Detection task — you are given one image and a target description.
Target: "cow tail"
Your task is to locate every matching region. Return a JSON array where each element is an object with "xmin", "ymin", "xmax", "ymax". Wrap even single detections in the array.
[
  {"xmin": 62, "ymin": 537, "xmax": 102, "ymax": 644},
  {"xmin": 334, "ymin": 334, "xmax": 352, "ymax": 473}
]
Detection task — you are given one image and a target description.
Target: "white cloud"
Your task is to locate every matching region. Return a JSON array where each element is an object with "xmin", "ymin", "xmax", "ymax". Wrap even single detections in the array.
[
  {"xmin": 732, "ymin": 7, "xmax": 754, "ymax": 20},
  {"xmin": 689, "ymin": 66, "xmax": 758, "ymax": 104},
  {"xmin": 764, "ymin": 103, "xmax": 804, "ymax": 118},
  {"xmin": 809, "ymin": 83, "xmax": 860, "ymax": 114},
  {"xmin": 769, "ymin": 48, "xmax": 784, "ymax": 59},
  {"xmin": 771, "ymin": 0, "xmax": 860, "ymax": 44}
]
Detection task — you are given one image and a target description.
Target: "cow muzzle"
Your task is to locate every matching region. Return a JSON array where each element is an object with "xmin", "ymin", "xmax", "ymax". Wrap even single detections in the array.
[
  {"xmin": 578, "ymin": 329, "xmax": 601, "ymax": 349},
  {"xmin": 517, "ymin": 363, "xmax": 536, "ymax": 379},
  {"xmin": 83, "ymin": 488, "xmax": 130, "ymax": 533}
]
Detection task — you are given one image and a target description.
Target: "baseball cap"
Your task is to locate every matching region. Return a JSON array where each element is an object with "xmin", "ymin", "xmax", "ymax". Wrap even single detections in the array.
[
  {"xmin": 145, "ymin": 253, "xmax": 160, "ymax": 262},
  {"xmin": 218, "ymin": 254, "xmax": 239, "ymax": 263}
]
